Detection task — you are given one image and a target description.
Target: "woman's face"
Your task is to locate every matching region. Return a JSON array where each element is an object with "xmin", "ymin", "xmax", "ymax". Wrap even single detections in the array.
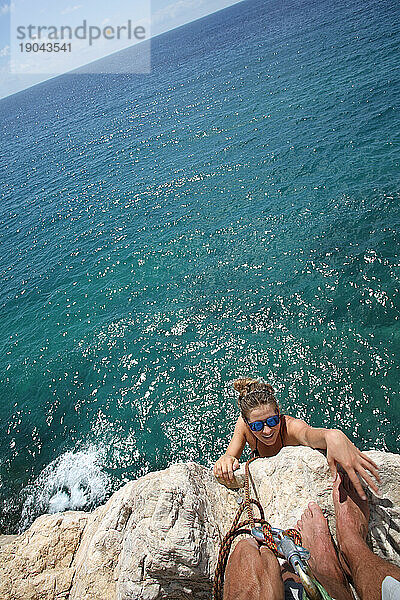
[{"xmin": 246, "ymin": 404, "xmax": 281, "ymax": 446}]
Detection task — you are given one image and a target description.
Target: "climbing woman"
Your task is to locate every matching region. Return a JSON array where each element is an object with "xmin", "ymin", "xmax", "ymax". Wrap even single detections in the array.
[{"xmin": 213, "ymin": 378, "xmax": 380, "ymax": 500}]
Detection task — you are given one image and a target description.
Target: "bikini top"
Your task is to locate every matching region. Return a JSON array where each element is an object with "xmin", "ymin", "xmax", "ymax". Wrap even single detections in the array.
[{"xmin": 252, "ymin": 415, "xmax": 285, "ymax": 458}]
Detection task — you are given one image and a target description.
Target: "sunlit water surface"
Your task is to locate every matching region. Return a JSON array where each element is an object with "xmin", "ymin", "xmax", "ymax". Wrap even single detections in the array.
[{"xmin": 0, "ymin": 0, "xmax": 399, "ymax": 532}]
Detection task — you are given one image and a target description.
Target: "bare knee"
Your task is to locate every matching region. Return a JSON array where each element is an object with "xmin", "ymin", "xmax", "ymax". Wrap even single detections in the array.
[
  {"xmin": 224, "ymin": 538, "xmax": 283, "ymax": 600},
  {"xmin": 231, "ymin": 538, "xmax": 260, "ymax": 560}
]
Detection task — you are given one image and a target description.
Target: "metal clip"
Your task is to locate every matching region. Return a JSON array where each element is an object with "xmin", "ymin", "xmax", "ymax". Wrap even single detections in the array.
[
  {"xmin": 251, "ymin": 527, "xmax": 266, "ymax": 543},
  {"xmin": 250, "ymin": 527, "xmax": 323, "ymax": 600},
  {"xmin": 276, "ymin": 535, "xmax": 310, "ymax": 573},
  {"xmin": 251, "ymin": 526, "xmax": 309, "ymax": 563}
]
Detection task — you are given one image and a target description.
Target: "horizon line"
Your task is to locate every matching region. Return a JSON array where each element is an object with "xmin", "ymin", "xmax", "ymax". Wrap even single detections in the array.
[{"xmin": 0, "ymin": 0, "xmax": 245, "ymax": 102}]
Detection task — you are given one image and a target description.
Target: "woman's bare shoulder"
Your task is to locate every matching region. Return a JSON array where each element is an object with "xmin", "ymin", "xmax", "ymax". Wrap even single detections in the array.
[
  {"xmin": 284, "ymin": 415, "xmax": 309, "ymax": 428},
  {"xmin": 236, "ymin": 415, "xmax": 249, "ymax": 435},
  {"xmin": 282, "ymin": 415, "xmax": 309, "ymax": 444},
  {"xmin": 236, "ymin": 415, "xmax": 254, "ymax": 445}
]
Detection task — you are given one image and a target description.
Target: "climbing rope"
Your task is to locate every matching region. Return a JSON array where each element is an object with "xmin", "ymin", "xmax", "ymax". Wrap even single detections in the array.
[
  {"xmin": 243, "ymin": 457, "xmax": 302, "ymax": 550},
  {"xmin": 212, "ymin": 457, "xmax": 333, "ymax": 600},
  {"xmin": 213, "ymin": 457, "xmax": 303, "ymax": 600}
]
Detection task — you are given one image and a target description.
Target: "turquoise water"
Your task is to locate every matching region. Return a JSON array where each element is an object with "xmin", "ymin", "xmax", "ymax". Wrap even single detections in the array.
[{"xmin": 0, "ymin": 0, "xmax": 399, "ymax": 533}]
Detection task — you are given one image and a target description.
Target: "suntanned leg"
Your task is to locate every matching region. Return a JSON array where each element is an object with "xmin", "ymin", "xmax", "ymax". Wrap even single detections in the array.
[
  {"xmin": 223, "ymin": 538, "xmax": 284, "ymax": 600},
  {"xmin": 297, "ymin": 502, "xmax": 353, "ymax": 600},
  {"xmin": 334, "ymin": 471, "xmax": 400, "ymax": 600}
]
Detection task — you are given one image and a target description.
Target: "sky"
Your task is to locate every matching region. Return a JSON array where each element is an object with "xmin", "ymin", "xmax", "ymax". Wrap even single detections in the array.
[{"xmin": 0, "ymin": 0, "xmax": 244, "ymax": 100}]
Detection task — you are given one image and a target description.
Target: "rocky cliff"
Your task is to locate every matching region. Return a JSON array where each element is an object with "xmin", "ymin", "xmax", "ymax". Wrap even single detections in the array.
[{"xmin": 1, "ymin": 447, "xmax": 399, "ymax": 600}]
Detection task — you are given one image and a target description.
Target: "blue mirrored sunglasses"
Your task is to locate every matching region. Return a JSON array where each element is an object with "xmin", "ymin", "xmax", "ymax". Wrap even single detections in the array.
[{"xmin": 246, "ymin": 414, "xmax": 280, "ymax": 432}]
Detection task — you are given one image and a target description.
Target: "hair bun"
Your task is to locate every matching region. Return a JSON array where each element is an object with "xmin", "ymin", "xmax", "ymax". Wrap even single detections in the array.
[
  {"xmin": 233, "ymin": 378, "xmax": 278, "ymax": 416},
  {"xmin": 233, "ymin": 377, "xmax": 258, "ymax": 395}
]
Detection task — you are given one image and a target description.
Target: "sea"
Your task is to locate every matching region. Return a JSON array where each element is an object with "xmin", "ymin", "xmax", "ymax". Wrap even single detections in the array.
[{"xmin": 0, "ymin": 0, "xmax": 399, "ymax": 534}]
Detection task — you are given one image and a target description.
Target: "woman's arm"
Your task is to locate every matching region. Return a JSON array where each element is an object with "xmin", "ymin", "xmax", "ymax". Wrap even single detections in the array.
[
  {"xmin": 213, "ymin": 417, "xmax": 247, "ymax": 484},
  {"xmin": 286, "ymin": 417, "xmax": 380, "ymax": 500}
]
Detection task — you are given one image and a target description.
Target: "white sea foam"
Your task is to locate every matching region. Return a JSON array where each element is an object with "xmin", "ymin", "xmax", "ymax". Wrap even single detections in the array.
[{"xmin": 19, "ymin": 446, "xmax": 111, "ymax": 532}]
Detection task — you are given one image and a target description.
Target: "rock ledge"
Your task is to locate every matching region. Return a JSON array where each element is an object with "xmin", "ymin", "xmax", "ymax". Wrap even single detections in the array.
[{"xmin": 1, "ymin": 448, "xmax": 399, "ymax": 599}]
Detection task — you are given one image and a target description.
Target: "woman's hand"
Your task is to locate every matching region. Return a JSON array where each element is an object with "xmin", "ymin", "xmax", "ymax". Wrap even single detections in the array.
[
  {"xmin": 213, "ymin": 454, "xmax": 240, "ymax": 484},
  {"xmin": 325, "ymin": 429, "xmax": 381, "ymax": 500}
]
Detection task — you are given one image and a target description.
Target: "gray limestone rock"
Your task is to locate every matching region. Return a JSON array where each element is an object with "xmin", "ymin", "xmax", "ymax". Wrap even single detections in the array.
[{"xmin": 0, "ymin": 448, "xmax": 399, "ymax": 599}]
